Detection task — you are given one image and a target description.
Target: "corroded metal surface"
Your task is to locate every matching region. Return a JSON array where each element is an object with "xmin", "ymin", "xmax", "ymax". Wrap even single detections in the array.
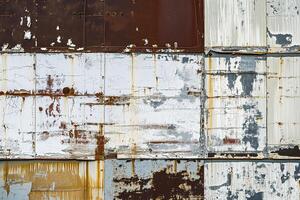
[
  {"xmin": 0, "ymin": 0, "xmax": 204, "ymax": 53},
  {"xmin": 105, "ymin": 159, "xmax": 204, "ymax": 199}
]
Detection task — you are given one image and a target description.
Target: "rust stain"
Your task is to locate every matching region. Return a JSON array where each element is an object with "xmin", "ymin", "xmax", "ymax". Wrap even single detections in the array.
[
  {"xmin": 95, "ymin": 124, "xmax": 105, "ymax": 160},
  {"xmin": 113, "ymin": 164, "xmax": 204, "ymax": 199},
  {"xmin": 223, "ymin": 137, "xmax": 241, "ymax": 145}
]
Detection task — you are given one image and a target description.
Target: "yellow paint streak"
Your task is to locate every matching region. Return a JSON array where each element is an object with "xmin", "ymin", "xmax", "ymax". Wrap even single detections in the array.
[
  {"xmin": 207, "ymin": 56, "xmax": 214, "ymax": 136},
  {"xmin": 0, "ymin": 161, "xmax": 104, "ymax": 200}
]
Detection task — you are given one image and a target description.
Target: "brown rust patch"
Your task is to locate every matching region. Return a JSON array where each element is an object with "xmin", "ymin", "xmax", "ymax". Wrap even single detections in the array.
[
  {"xmin": 62, "ymin": 87, "xmax": 75, "ymax": 96},
  {"xmin": 223, "ymin": 137, "xmax": 241, "ymax": 145},
  {"xmin": 113, "ymin": 165, "xmax": 204, "ymax": 199},
  {"xmin": 0, "ymin": 0, "xmax": 204, "ymax": 53},
  {"xmin": 95, "ymin": 124, "xmax": 105, "ymax": 160},
  {"xmin": 103, "ymin": 96, "xmax": 130, "ymax": 106}
]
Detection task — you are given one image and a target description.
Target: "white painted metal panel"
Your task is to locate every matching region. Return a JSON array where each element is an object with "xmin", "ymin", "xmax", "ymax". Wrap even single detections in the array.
[
  {"xmin": 104, "ymin": 54, "xmax": 203, "ymax": 158},
  {"xmin": 205, "ymin": 56, "xmax": 267, "ymax": 153},
  {"xmin": 0, "ymin": 96, "xmax": 35, "ymax": 158},
  {"xmin": 0, "ymin": 54, "xmax": 35, "ymax": 93},
  {"xmin": 36, "ymin": 53, "xmax": 104, "ymax": 95},
  {"xmin": 205, "ymin": 0, "xmax": 266, "ymax": 47},
  {"xmin": 268, "ymin": 57, "xmax": 300, "ymax": 154},
  {"xmin": 267, "ymin": 0, "xmax": 300, "ymax": 52},
  {"xmin": 205, "ymin": 161, "xmax": 300, "ymax": 199}
]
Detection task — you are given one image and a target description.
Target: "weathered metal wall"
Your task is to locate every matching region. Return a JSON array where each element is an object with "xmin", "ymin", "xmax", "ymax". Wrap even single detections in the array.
[{"xmin": 0, "ymin": 0, "xmax": 300, "ymax": 199}]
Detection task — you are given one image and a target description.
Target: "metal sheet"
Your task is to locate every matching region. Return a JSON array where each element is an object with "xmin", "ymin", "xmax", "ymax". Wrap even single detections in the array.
[
  {"xmin": 205, "ymin": 161, "xmax": 300, "ymax": 199},
  {"xmin": 0, "ymin": 53, "xmax": 204, "ymax": 159},
  {"xmin": 0, "ymin": 0, "xmax": 204, "ymax": 53},
  {"xmin": 104, "ymin": 54, "xmax": 204, "ymax": 158},
  {"xmin": 267, "ymin": 0, "xmax": 300, "ymax": 52},
  {"xmin": 205, "ymin": 55, "xmax": 267, "ymax": 156},
  {"xmin": 205, "ymin": 0, "xmax": 266, "ymax": 48},
  {"xmin": 0, "ymin": 161, "xmax": 104, "ymax": 200},
  {"xmin": 105, "ymin": 159, "xmax": 204, "ymax": 199},
  {"xmin": 267, "ymin": 56, "xmax": 300, "ymax": 158}
]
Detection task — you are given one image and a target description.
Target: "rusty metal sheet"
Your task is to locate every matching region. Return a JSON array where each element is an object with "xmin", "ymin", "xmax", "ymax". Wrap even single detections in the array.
[
  {"xmin": 105, "ymin": 159, "xmax": 204, "ymax": 199},
  {"xmin": 205, "ymin": 0, "xmax": 266, "ymax": 49},
  {"xmin": 205, "ymin": 55, "xmax": 267, "ymax": 157},
  {"xmin": 0, "ymin": 161, "xmax": 104, "ymax": 200},
  {"xmin": 267, "ymin": 0, "xmax": 300, "ymax": 52},
  {"xmin": 267, "ymin": 56, "xmax": 300, "ymax": 158},
  {"xmin": 205, "ymin": 161, "xmax": 300, "ymax": 199},
  {"xmin": 104, "ymin": 54, "xmax": 204, "ymax": 158},
  {"xmin": 0, "ymin": 0, "xmax": 204, "ymax": 53},
  {"xmin": 0, "ymin": 0, "xmax": 36, "ymax": 51}
]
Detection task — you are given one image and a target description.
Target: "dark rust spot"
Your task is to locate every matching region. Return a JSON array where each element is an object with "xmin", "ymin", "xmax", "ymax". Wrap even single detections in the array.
[
  {"xmin": 272, "ymin": 146, "xmax": 300, "ymax": 157},
  {"xmin": 113, "ymin": 165, "xmax": 204, "ymax": 199},
  {"xmin": 62, "ymin": 87, "xmax": 75, "ymax": 96},
  {"xmin": 38, "ymin": 107, "xmax": 43, "ymax": 112}
]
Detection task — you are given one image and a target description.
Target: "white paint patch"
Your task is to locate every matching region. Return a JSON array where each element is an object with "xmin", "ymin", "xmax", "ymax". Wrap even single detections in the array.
[
  {"xmin": 26, "ymin": 16, "xmax": 31, "ymax": 28},
  {"xmin": 24, "ymin": 30, "xmax": 32, "ymax": 40},
  {"xmin": 67, "ymin": 39, "xmax": 76, "ymax": 47},
  {"xmin": 20, "ymin": 17, "xmax": 23, "ymax": 26},
  {"xmin": 57, "ymin": 36, "xmax": 62, "ymax": 43}
]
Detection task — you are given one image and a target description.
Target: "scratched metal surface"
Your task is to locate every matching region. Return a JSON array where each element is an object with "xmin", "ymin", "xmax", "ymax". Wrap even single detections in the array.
[
  {"xmin": 205, "ymin": 0, "xmax": 266, "ymax": 48},
  {"xmin": 205, "ymin": 161, "xmax": 300, "ymax": 199},
  {"xmin": 0, "ymin": 0, "xmax": 204, "ymax": 53}
]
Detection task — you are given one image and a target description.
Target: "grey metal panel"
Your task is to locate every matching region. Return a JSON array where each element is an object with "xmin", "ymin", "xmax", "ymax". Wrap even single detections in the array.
[
  {"xmin": 205, "ymin": 56, "xmax": 267, "ymax": 156},
  {"xmin": 267, "ymin": 0, "xmax": 300, "ymax": 52},
  {"xmin": 267, "ymin": 56, "xmax": 300, "ymax": 158},
  {"xmin": 105, "ymin": 159, "xmax": 204, "ymax": 200},
  {"xmin": 205, "ymin": 0, "xmax": 267, "ymax": 48},
  {"xmin": 205, "ymin": 161, "xmax": 300, "ymax": 199}
]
